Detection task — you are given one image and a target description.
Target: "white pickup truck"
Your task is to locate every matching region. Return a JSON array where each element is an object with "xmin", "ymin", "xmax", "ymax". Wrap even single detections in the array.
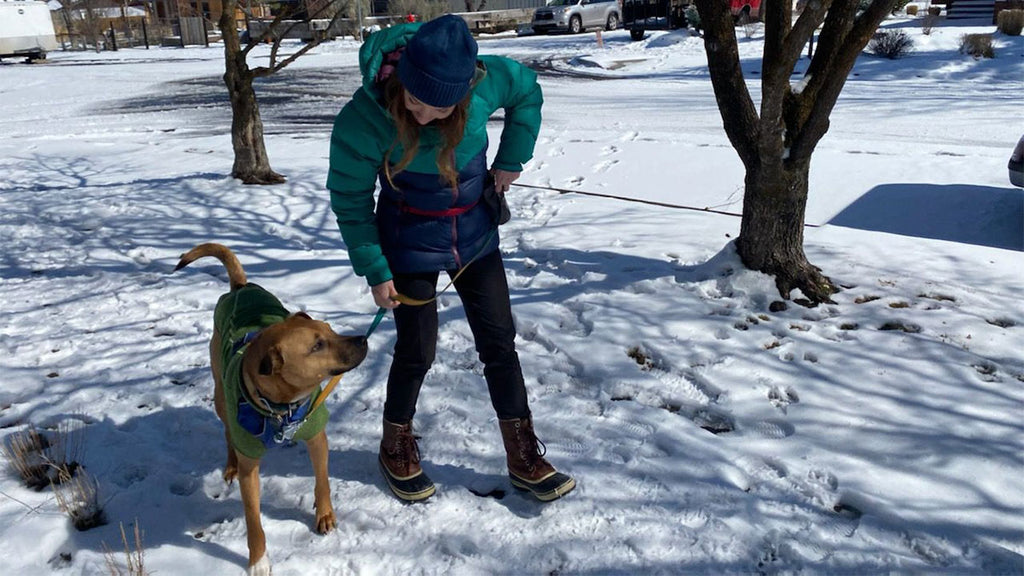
[{"xmin": 0, "ymin": 0, "xmax": 58, "ymax": 61}]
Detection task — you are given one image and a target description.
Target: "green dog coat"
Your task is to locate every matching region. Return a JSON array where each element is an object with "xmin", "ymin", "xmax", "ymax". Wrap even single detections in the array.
[{"xmin": 215, "ymin": 283, "xmax": 329, "ymax": 460}]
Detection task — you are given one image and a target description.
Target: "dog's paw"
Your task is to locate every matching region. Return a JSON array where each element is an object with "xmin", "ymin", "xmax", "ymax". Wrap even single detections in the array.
[
  {"xmin": 316, "ymin": 509, "xmax": 337, "ymax": 534},
  {"xmin": 223, "ymin": 465, "xmax": 238, "ymax": 483},
  {"xmin": 247, "ymin": 553, "xmax": 271, "ymax": 576}
]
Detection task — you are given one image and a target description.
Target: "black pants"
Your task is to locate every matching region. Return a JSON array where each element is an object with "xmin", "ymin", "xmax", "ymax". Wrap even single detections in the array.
[{"xmin": 383, "ymin": 249, "xmax": 530, "ymax": 423}]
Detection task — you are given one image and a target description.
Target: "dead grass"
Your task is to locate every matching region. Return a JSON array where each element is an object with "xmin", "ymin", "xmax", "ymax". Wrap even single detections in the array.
[
  {"xmin": 960, "ymin": 33, "xmax": 995, "ymax": 58},
  {"xmin": 997, "ymin": 9, "xmax": 1024, "ymax": 35},
  {"xmin": 1, "ymin": 426, "xmax": 52, "ymax": 490},
  {"xmin": 52, "ymin": 464, "xmax": 106, "ymax": 530},
  {"xmin": 103, "ymin": 520, "xmax": 148, "ymax": 576}
]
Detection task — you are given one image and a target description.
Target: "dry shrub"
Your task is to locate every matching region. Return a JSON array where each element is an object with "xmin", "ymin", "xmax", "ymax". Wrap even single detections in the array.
[
  {"xmin": 927, "ymin": 5, "xmax": 941, "ymax": 15},
  {"xmin": 869, "ymin": 29, "xmax": 915, "ymax": 58},
  {"xmin": 103, "ymin": 520, "xmax": 148, "ymax": 576},
  {"xmin": 922, "ymin": 12, "xmax": 939, "ymax": 34},
  {"xmin": 997, "ymin": 9, "xmax": 1024, "ymax": 35},
  {"xmin": 960, "ymin": 33, "xmax": 995, "ymax": 58},
  {"xmin": 906, "ymin": 4, "xmax": 918, "ymax": 15},
  {"xmin": 1, "ymin": 427, "xmax": 51, "ymax": 489},
  {"xmin": 53, "ymin": 465, "xmax": 106, "ymax": 530},
  {"xmin": 48, "ymin": 419, "xmax": 86, "ymax": 472}
]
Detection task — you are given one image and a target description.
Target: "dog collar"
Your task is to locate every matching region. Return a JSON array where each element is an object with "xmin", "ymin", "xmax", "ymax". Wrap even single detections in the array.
[
  {"xmin": 230, "ymin": 330, "xmax": 318, "ymax": 445},
  {"xmin": 237, "ymin": 393, "xmax": 314, "ymax": 446}
]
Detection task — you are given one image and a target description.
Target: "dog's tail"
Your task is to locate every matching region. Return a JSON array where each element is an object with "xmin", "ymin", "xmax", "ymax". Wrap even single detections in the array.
[{"xmin": 174, "ymin": 243, "xmax": 247, "ymax": 291}]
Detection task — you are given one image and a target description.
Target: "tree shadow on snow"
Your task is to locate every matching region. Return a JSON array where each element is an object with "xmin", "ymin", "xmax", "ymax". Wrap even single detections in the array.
[
  {"xmin": 828, "ymin": 183, "xmax": 1023, "ymax": 251},
  {"xmin": 39, "ymin": 407, "xmax": 247, "ymax": 571},
  {"xmin": 42, "ymin": 406, "xmax": 399, "ymax": 573}
]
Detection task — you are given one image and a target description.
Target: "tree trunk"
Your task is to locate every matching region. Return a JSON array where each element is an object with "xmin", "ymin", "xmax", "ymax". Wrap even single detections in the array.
[
  {"xmin": 224, "ymin": 68, "xmax": 284, "ymax": 184},
  {"xmin": 220, "ymin": 1, "xmax": 285, "ymax": 185},
  {"xmin": 694, "ymin": 0, "xmax": 898, "ymax": 304},
  {"xmin": 736, "ymin": 159, "xmax": 836, "ymax": 304}
]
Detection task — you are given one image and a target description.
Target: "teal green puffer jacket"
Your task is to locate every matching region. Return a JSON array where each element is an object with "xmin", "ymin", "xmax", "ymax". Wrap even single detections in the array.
[{"xmin": 326, "ymin": 22, "xmax": 542, "ymax": 287}]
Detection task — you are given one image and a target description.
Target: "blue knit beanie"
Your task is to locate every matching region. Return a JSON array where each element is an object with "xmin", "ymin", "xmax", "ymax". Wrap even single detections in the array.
[{"xmin": 398, "ymin": 15, "xmax": 478, "ymax": 108}]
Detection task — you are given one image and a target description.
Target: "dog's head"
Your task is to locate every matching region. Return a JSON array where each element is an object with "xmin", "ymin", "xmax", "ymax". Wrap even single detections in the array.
[{"xmin": 245, "ymin": 312, "xmax": 367, "ymax": 404}]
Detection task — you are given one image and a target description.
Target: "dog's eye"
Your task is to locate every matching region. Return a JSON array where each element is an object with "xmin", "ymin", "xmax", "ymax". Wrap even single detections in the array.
[{"xmin": 310, "ymin": 338, "xmax": 325, "ymax": 354}]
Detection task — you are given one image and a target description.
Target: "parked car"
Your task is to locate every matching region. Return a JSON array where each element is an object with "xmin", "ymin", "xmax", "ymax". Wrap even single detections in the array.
[
  {"xmin": 1009, "ymin": 135, "xmax": 1023, "ymax": 188},
  {"xmin": 532, "ymin": 0, "xmax": 621, "ymax": 35},
  {"xmin": 622, "ymin": 0, "xmax": 690, "ymax": 41}
]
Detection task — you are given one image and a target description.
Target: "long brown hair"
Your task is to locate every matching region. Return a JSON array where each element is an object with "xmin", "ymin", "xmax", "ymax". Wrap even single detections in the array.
[{"xmin": 382, "ymin": 74, "xmax": 471, "ymax": 192}]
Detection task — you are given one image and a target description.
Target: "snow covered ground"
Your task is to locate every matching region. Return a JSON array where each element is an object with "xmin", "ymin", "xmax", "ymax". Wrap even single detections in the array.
[{"xmin": 1, "ymin": 14, "xmax": 1022, "ymax": 576}]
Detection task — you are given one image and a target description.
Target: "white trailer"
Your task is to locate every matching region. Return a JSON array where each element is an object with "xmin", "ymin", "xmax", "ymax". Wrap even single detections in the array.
[{"xmin": 0, "ymin": 0, "xmax": 58, "ymax": 61}]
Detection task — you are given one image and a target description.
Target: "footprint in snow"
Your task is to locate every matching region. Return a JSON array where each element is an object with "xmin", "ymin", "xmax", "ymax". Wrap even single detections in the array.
[
  {"xmin": 690, "ymin": 406, "xmax": 736, "ymax": 435},
  {"xmin": 971, "ymin": 362, "xmax": 999, "ymax": 382},
  {"xmin": 878, "ymin": 321, "xmax": 922, "ymax": 333},
  {"xmin": 725, "ymin": 455, "xmax": 788, "ymax": 492},
  {"xmin": 548, "ymin": 438, "xmax": 594, "ymax": 458},
  {"xmin": 592, "ymin": 159, "xmax": 619, "ymax": 173},
  {"xmin": 748, "ymin": 419, "xmax": 795, "ymax": 439},
  {"xmin": 768, "ymin": 385, "xmax": 799, "ymax": 413},
  {"xmin": 795, "ymin": 502, "xmax": 862, "ymax": 561}
]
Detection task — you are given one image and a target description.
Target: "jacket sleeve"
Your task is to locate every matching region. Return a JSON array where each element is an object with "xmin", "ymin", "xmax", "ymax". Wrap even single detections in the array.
[
  {"xmin": 326, "ymin": 91, "xmax": 393, "ymax": 287},
  {"xmin": 479, "ymin": 56, "xmax": 543, "ymax": 173}
]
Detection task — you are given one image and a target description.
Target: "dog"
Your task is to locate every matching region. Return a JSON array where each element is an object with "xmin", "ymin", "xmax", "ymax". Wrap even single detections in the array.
[{"xmin": 175, "ymin": 243, "xmax": 367, "ymax": 575}]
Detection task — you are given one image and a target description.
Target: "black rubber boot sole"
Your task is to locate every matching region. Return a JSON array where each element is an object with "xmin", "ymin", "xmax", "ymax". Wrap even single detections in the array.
[
  {"xmin": 510, "ymin": 470, "xmax": 576, "ymax": 502},
  {"xmin": 379, "ymin": 455, "xmax": 436, "ymax": 502}
]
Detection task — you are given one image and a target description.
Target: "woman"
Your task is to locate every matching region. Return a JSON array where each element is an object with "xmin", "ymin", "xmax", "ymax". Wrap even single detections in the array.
[{"xmin": 326, "ymin": 15, "xmax": 575, "ymax": 503}]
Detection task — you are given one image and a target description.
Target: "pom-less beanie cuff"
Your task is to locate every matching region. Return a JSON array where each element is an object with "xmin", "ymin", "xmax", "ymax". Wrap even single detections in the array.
[{"xmin": 398, "ymin": 63, "xmax": 471, "ymax": 108}]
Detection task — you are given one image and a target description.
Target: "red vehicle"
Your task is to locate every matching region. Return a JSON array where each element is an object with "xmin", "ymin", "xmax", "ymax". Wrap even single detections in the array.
[{"xmin": 730, "ymin": 0, "xmax": 762, "ymax": 21}]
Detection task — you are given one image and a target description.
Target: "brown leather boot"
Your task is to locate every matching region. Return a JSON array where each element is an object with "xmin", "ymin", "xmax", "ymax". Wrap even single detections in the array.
[
  {"xmin": 499, "ymin": 416, "xmax": 576, "ymax": 501},
  {"xmin": 379, "ymin": 418, "xmax": 435, "ymax": 501}
]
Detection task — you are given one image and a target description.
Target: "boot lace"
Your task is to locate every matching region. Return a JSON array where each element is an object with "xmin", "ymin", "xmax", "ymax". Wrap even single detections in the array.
[
  {"xmin": 514, "ymin": 421, "xmax": 547, "ymax": 473},
  {"xmin": 389, "ymin": 425, "xmax": 420, "ymax": 469}
]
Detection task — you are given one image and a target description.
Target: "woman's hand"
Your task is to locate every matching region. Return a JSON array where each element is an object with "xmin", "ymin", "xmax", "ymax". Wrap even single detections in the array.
[
  {"xmin": 490, "ymin": 168, "xmax": 521, "ymax": 194},
  {"xmin": 371, "ymin": 280, "xmax": 400, "ymax": 309}
]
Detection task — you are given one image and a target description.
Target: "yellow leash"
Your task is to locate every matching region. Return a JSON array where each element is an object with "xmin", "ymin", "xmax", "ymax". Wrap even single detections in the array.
[
  {"xmin": 306, "ymin": 269, "xmax": 463, "ymax": 413},
  {"xmin": 310, "ymin": 227, "xmax": 500, "ymax": 412},
  {"xmin": 310, "ymin": 373, "xmax": 343, "ymax": 414},
  {"xmin": 390, "ymin": 225, "xmax": 498, "ymax": 307}
]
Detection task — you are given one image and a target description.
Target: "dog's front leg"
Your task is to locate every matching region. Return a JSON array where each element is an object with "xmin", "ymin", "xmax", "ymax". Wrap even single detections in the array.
[
  {"xmin": 236, "ymin": 452, "xmax": 270, "ymax": 575},
  {"xmin": 306, "ymin": 430, "xmax": 336, "ymax": 534}
]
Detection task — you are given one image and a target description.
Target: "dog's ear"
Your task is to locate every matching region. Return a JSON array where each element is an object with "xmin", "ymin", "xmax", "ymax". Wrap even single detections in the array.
[
  {"xmin": 291, "ymin": 311, "xmax": 312, "ymax": 320},
  {"xmin": 258, "ymin": 346, "xmax": 284, "ymax": 376}
]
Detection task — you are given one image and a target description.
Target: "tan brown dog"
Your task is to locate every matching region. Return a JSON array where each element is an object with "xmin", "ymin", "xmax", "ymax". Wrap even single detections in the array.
[{"xmin": 176, "ymin": 243, "xmax": 367, "ymax": 575}]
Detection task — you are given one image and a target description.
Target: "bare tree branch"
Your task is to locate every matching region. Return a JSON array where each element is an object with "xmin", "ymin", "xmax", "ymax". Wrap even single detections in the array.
[
  {"xmin": 695, "ymin": 0, "xmax": 760, "ymax": 168},
  {"xmin": 789, "ymin": 0, "xmax": 897, "ymax": 159}
]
